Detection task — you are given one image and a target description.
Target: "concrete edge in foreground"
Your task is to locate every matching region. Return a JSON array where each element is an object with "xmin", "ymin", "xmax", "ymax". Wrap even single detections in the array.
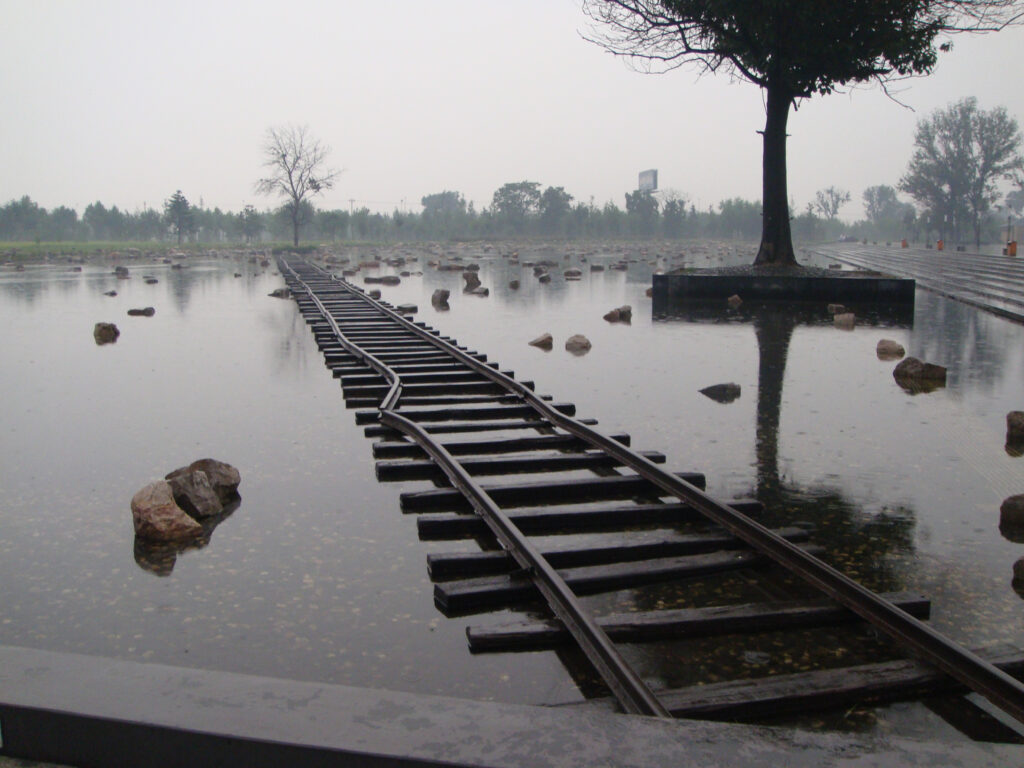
[{"xmin": 1, "ymin": 645, "xmax": 1021, "ymax": 767}]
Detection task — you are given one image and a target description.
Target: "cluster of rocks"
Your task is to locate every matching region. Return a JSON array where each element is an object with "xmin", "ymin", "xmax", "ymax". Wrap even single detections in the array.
[
  {"xmin": 131, "ymin": 458, "xmax": 241, "ymax": 542},
  {"xmin": 528, "ymin": 333, "xmax": 592, "ymax": 355}
]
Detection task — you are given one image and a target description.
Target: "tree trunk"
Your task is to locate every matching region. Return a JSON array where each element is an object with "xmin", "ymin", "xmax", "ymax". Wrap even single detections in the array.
[
  {"xmin": 754, "ymin": 83, "xmax": 797, "ymax": 267},
  {"xmin": 292, "ymin": 208, "xmax": 300, "ymax": 248}
]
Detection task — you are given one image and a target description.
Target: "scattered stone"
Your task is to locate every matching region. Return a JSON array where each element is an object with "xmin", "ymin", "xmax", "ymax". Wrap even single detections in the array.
[
  {"xmin": 1008, "ymin": 412, "xmax": 1024, "ymax": 442},
  {"xmin": 564, "ymin": 268, "xmax": 583, "ymax": 279},
  {"xmin": 268, "ymin": 287, "xmax": 291, "ymax": 299},
  {"xmin": 463, "ymin": 271, "xmax": 481, "ymax": 291},
  {"xmin": 528, "ymin": 333, "xmax": 554, "ymax": 350},
  {"xmin": 565, "ymin": 334, "xmax": 592, "ymax": 355},
  {"xmin": 380, "ymin": 275, "xmax": 401, "ymax": 285},
  {"xmin": 144, "ymin": 277, "xmax": 159, "ymax": 285},
  {"xmin": 893, "ymin": 357, "xmax": 947, "ymax": 392},
  {"xmin": 368, "ymin": 289, "xmax": 382, "ymax": 300},
  {"xmin": 876, "ymin": 339, "xmax": 905, "ymax": 360},
  {"xmin": 828, "ymin": 304, "xmax": 847, "ymax": 314},
  {"xmin": 509, "ymin": 280, "xmax": 520, "ymax": 290},
  {"xmin": 603, "ymin": 305, "xmax": 632, "ymax": 323},
  {"xmin": 468, "ymin": 286, "xmax": 490, "ymax": 297},
  {"xmin": 131, "ymin": 480, "xmax": 203, "ymax": 542},
  {"xmin": 396, "ymin": 303, "xmax": 418, "ymax": 314},
  {"xmin": 166, "ymin": 470, "xmax": 222, "ymax": 519},
  {"xmin": 166, "ymin": 458, "xmax": 240, "ymax": 504},
  {"xmin": 833, "ymin": 312, "xmax": 856, "ymax": 330},
  {"xmin": 727, "ymin": 294, "xmax": 742, "ymax": 309},
  {"xmin": 431, "ymin": 289, "xmax": 450, "ymax": 308},
  {"xmin": 103, "ymin": 290, "xmax": 118, "ymax": 297},
  {"xmin": 590, "ymin": 264, "xmax": 605, "ymax": 272},
  {"xmin": 538, "ymin": 273, "xmax": 552, "ymax": 284},
  {"xmin": 234, "ymin": 273, "xmax": 242, "ymax": 278},
  {"xmin": 127, "ymin": 307, "xmax": 156, "ymax": 317},
  {"xmin": 699, "ymin": 383, "xmax": 741, "ymax": 404},
  {"xmin": 113, "ymin": 265, "xmax": 130, "ymax": 278},
  {"xmin": 93, "ymin": 322, "xmax": 120, "ymax": 344},
  {"xmin": 1001, "ymin": 495, "xmax": 1024, "ymax": 529}
]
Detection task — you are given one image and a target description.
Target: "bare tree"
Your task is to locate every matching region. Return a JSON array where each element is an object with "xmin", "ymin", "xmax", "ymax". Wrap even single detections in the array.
[
  {"xmin": 583, "ymin": 0, "xmax": 1024, "ymax": 267},
  {"xmin": 813, "ymin": 187, "xmax": 851, "ymax": 221},
  {"xmin": 255, "ymin": 125, "xmax": 339, "ymax": 247}
]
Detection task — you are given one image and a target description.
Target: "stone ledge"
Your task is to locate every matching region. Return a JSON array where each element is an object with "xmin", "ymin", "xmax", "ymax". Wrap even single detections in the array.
[
  {"xmin": 653, "ymin": 271, "xmax": 916, "ymax": 306},
  {"xmin": 0, "ymin": 645, "xmax": 1020, "ymax": 767}
]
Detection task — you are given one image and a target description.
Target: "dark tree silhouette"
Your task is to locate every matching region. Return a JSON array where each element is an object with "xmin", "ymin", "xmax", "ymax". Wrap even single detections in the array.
[
  {"xmin": 583, "ymin": 0, "xmax": 1024, "ymax": 266},
  {"xmin": 256, "ymin": 125, "xmax": 338, "ymax": 247}
]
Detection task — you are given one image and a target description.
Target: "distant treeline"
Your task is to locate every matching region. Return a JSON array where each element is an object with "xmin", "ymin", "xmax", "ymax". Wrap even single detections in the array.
[{"xmin": 0, "ymin": 182, "xmax": 1013, "ymax": 245}]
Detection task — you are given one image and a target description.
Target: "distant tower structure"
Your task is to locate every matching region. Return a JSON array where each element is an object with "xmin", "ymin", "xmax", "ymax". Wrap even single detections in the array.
[{"xmin": 638, "ymin": 169, "xmax": 658, "ymax": 193}]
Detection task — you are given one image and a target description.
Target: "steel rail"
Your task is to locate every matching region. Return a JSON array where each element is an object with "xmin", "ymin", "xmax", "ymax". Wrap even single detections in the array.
[
  {"xmin": 290, "ymin": 257, "xmax": 1024, "ymax": 725},
  {"xmin": 280, "ymin": 258, "xmax": 671, "ymax": 718}
]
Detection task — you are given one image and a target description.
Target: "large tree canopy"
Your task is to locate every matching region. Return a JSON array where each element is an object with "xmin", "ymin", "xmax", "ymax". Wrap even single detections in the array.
[
  {"xmin": 900, "ymin": 97, "xmax": 1023, "ymax": 245},
  {"xmin": 584, "ymin": 0, "xmax": 1024, "ymax": 265}
]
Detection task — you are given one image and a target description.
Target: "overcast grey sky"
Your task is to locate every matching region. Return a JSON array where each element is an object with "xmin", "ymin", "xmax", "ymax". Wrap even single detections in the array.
[{"xmin": 2, "ymin": 0, "xmax": 1022, "ymax": 221}]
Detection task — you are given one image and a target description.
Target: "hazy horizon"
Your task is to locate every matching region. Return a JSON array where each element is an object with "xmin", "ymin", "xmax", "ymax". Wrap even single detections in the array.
[{"xmin": 3, "ymin": 0, "xmax": 1023, "ymax": 222}]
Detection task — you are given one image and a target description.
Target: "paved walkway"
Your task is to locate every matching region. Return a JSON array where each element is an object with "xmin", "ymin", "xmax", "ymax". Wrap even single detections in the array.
[{"xmin": 808, "ymin": 242, "xmax": 1024, "ymax": 322}]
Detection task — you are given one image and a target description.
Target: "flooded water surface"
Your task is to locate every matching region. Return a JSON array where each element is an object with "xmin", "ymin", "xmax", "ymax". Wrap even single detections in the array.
[{"xmin": 2, "ymin": 242, "xmax": 1024, "ymax": 740}]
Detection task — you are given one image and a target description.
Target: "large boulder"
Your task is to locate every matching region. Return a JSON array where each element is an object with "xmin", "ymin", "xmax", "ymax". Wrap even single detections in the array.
[
  {"xmin": 131, "ymin": 480, "xmax": 203, "ymax": 542},
  {"xmin": 93, "ymin": 322, "xmax": 120, "ymax": 344},
  {"xmin": 463, "ymin": 271, "xmax": 481, "ymax": 291},
  {"xmin": 431, "ymin": 289, "xmax": 450, "ymax": 308},
  {"xmin": 166, "ymin": 458, "xmax": 240, "ymax": 504}
]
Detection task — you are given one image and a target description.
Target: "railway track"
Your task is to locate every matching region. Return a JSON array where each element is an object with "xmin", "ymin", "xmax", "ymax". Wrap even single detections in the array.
[{"xmin": 278, "ymin": 254, "xmax": 1024, "ymax": 730}]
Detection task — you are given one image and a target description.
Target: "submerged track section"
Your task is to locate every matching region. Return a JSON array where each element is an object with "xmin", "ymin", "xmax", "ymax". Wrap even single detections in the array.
[{"xmin": 278, "ymin": 254, "xmax": 1024, "ymax": 728}]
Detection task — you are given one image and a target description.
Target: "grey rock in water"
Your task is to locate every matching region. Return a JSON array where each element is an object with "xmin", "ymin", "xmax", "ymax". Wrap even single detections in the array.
[
  {"xmin": 564, "ymin": 268, "xmax": 583, "ymax": 279},
  {"xmin": 509, "ymin": 280, "xmax": 520, "ymax": 290},
  {"xmin": 468, "ymin": 286, "xmax": 489, "ymax": 296},
  {"xmin": 127, "ymin": 307, "xmax": 155, "ymax": 317},
  {"xmin": 700, "ymin": 383, "xmax": 741, "ymax": 404},
  {"xmin": 463, "ymin": 271, "xmax": 481, "ymax": 291},
  {"xmin": 431, "ymin": 289, "xmax": 450, "ymax": 307},
  {"xmin": 603, "ymin": 305, "xmax": 632, "ymax": 323},
  {"xmin": 166, "ymin": 458, "xmax": 240, "ymax": 504},
  {"xmin": 538, "ymin": 273, "xmax": 552, "ymax": 284},
  {"xmin": 93, "ymin": 322, "xmax": 120, "ymax": 344},
  {"xmin": 103, "ymin": 290, "xmax": 118, "ymax": 297},
  {"xmin": 1015, "ymin": 557, "xmax": 1024, "ymax": 586},
  {"xmin": 1001, "ymin": 495, "xmax": 1024, "ymax": 530},
  {"xmin": 131, "ymin": 480, "xmax": 203, "ymax": 542},
  {"xmin": 876, "ymin": 339, "xmax": 905, "ymax": 360},
  {"xmin": 528, "ymin": 333, "xmax": 553, "ymax": 350},
  {"xmin": 268, "ymin": 287, "xmax": 291, "ymax": 299},
  {"xmin": 368, "ymin": 289, "xmax": 382, "ymax": 300},
  {"xmin": 396, "ymin": 303, "xmax": 418, "ymax": 314},
  {"xmin": 565, "ymin": 334, "xmax": 592, "ymax": 355},
  {"xmin": 380, "ymin": 275, "xmax": 401, "ymax": 285},
  {"xmin": 167, "ymin": 469, "xmax": 223, "ymax": 519}
]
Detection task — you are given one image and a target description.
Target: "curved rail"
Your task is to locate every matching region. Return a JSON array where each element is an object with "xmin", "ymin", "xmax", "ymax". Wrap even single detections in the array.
[
  {"xmin": 282, "ymin": 256, "xmax": 1024, "ymax": 726},
  {"xmin": 280, "ymin": 258, "xmax": 670, "ymax": 718}
]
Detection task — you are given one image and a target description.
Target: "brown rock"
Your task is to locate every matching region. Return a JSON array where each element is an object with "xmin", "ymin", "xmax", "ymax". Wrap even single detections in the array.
[
  {"xmin": 509, "ymin": 280, "xmax": 520, "ymax": 290},
  {"xmin": 431, "ymin": 289, "xmax": 450, "ymax": 307},
  {"xmin": 528, "ymin": 333, "xmax": 553, "ymax": 350},
  {"xmin": 93, "ymin": 322, "xmax": 120, "ymax": 344},
  {"xmin": 699, "ymin": 383, "xmax": 741, "ymax": 404},
  {"xmin": 893, "ymin": 357, "xmax": 947, "ymax": 383},
  {"xmin": 1015, "ymin": 557, "xmax": 1024, "ymax": 586},
  {"xmin": 833, "ymin": 312, "xmax": 856, "ymax": 329},
  {"xmin": 268, "ymin": 287, "xmax": 291, "ymax": 299},
  {"xmin": 1001, "ymin": 495, "xmax": 1024, "ymax": 529},
  {"xmin": 463, "ymin": 271, "xmax": 481, "ymax": 290},
  {"xmin": 727, "ymin": 294, "xmax": 742, "ymax": 309},
  {"xmin": 565, "ymin": 334, "xmax": 592, "ymax": 355},
  {"xmin": 131, "ymin": 480, "xmax": 203, "ymax": 542},
  {"xmin": 127, "ymin": 307, "xmax": 156, "ymax": 317},
  {"xmin": 1008, "ymin": 412, "xmax": 1024, "ymax": 442},
  {"xmin": 827, "ymin": 303, "xmax": 847, "ymax": 314},
  {"xmin": 876, "ymin": 339, "xmax": 905, "ymax": 360},
  {"xmin": 368, "ymin": 289, "xmax": 382, "ymax": 300}
]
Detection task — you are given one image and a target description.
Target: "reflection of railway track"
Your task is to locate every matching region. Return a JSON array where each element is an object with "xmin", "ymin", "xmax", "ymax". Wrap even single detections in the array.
[
  {"xmin": 279, "ymin": 254, "xmax": 1024, "ymax": 727},
  {"xmin": 809, "ymin": 243, "xmax": 1024, "ymax": 322}
]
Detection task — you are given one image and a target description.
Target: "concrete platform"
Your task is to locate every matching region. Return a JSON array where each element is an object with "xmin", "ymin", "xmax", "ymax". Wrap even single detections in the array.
[
  {"xmin": 652, "ymin": 268, "xmax": 916, "ymax": 308},
  {"xmin": 2, "ymin": 645, "xmax": 1023, "ymax": 767}
]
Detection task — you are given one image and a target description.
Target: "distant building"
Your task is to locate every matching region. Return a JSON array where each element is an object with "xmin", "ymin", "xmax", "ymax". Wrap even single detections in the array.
[{"xmin": 638, "ymin": 169, "xmax": 658, "ymax": 193}]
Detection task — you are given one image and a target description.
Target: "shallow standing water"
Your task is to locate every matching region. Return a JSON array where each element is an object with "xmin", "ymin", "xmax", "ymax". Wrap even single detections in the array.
[{"xmin": 2, "ymin": 242, "xmax": 1024, "ymax": 740}]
